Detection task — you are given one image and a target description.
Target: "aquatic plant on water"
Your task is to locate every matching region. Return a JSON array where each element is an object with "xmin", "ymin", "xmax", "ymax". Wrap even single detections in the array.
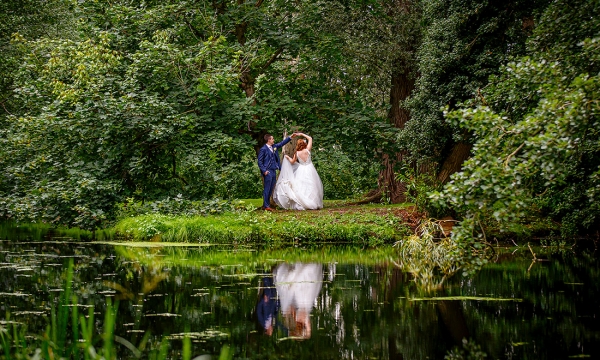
[
  {"xmin": 394, "ymin": 219, "xmax": 492, "ymax": 290},
  {"xmin": 0, "ymin": 259, "xmax": 231, "ymax": 359}
]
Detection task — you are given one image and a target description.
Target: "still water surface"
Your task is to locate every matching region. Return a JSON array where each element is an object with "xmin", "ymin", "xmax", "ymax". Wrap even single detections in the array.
[{"xmin": 1, "ymin": 237, "xmax": 599, "ymax": 359}]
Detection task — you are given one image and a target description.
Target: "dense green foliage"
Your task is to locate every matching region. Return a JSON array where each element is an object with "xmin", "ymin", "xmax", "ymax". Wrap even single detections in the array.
[
  {"xmin": 1, "ymin": 0, "xmax": 597, "ymax": 246},
  {"xmin": 434, "ymin": 0, "xmax": 600, "ymax": 241},
  {"xmin": 403, "ymin": 0, "xmax": 550, "ymax": 161},
  {"xmin": 0, "ymin": 0, "xmax": 384, "ymax": 229}
]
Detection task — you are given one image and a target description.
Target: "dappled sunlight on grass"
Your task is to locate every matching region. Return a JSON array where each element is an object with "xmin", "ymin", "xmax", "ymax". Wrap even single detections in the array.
[{"xmin": 113, "ymin": 202, "xmax": 418, "ymax": 245}]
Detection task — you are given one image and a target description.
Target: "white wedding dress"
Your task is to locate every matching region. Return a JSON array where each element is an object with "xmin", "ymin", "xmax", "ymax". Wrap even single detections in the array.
[
  {"xmin": 273, "ymin": 262, "xmax": 323, "ymax": 339},
  {"xmin": 273, "ymin": 150, "xmax": 324, "ymax": 210},
  {"xmin": 273, "ymin": 263, "xmax": 323, "ymax": 314}
]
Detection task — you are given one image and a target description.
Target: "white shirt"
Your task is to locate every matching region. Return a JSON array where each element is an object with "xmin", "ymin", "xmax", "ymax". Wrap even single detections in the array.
[{"xmin": 267, "ymin": 145, "xmax": 274, "ymax": 152}]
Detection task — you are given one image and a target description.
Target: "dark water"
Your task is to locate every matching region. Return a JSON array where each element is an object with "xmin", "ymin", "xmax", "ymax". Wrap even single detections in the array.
[{"xmin": 1, "ymin": 238, "xmax": 599, "ymax": 359}]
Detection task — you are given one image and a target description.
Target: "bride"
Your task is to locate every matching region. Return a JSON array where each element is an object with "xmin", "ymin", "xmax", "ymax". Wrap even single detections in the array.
[
  {"xmin": 273, "ymin": 133, "xmax": 324, "ymax": 210},
  {"xmin": 273, "ymin": 262, "xmax": 323, "ymax": 339}
]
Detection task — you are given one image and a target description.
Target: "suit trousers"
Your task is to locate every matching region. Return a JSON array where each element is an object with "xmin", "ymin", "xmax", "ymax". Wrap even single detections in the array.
[{"xmin": 262, "ymin": 170, "xmax": 277, "ymax": 208}]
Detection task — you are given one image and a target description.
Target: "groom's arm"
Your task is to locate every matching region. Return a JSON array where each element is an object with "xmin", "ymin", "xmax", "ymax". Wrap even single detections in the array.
[
  {"xmin": 273, "ymin": 136, "xmax": 291, "ymax": 149},
  {"xmin": 258, "ymin": 148, "xmax": 268, "ymax": 175}
]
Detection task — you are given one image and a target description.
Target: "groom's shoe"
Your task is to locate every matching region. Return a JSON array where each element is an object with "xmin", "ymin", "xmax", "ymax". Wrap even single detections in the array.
[{"xmin": 263, "ymin": 207, "xmax": 274, "ymax": 211}]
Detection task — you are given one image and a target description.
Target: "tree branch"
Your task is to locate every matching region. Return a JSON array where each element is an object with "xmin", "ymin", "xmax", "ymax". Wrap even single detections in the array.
[
  {"xmin": 0, "ymin": 100, "xmax": 13, "ymax": 116},
  {"xmin": 467, "ymin": 34, "xmax": 480, "ymax": 49},
  {"xmin": 172, "ymin": 151, "xmax": 189, "ymax": 185},
  {"xmin": 503, "ymin": 142, "xmax": 525, "ymax": 167},
  {"xmin": 184, "ymin": 18, "xmax": 206, "ymax": 41},
  {"xmin": 261, "ymin": 47, "xmax": 284, "ymax": 72}
]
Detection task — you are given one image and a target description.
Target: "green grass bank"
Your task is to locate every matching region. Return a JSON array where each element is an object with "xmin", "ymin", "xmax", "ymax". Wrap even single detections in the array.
[
  {"xmin": 114, "ymin": 201, "xmax": 418, "ymax": 245},
  {"xmin": 112, "ymin": 244, "xmax": 402, "ymax": 269}
]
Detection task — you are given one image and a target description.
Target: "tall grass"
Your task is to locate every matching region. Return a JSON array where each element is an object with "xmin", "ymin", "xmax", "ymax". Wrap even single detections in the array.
[
  {"xmin": 0, "ymin": 259, "xmax": 231, "ymax": 359},
  {"xmin": 0, "ymin": 259, "xmax": 116, "ymax": 359}
]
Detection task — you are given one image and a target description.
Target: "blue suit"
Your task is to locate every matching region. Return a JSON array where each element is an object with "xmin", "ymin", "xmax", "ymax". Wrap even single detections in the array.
[
  {"xmin": 256, "ymin": 276, "xmax": 278, "ymax": 331},
  {"xmin": 257, "ymin": 136, "xmax": 292, "ymax": 209}
]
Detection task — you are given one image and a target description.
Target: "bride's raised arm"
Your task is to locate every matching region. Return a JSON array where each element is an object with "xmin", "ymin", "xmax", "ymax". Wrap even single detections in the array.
[
  {"xmin": 285, "ymin": 154, "xmax": 297, "ymax": 164},
  {"xmin": 302, "ymin": 134, "xmax": 313, "ymax": 151}
]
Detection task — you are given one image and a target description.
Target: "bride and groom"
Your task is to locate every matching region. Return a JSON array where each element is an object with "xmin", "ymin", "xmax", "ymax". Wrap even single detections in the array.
[{"xmin": 257, "ymin": 132, "xmax": 324, "ymax": 211}]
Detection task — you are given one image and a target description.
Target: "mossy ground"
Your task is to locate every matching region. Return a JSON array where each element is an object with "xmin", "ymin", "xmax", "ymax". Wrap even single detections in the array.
[
  {"xmin": 113, "ymin": 200, "xmax": 421, "ymax": 245},
  {"xmin": 1, "ymin": 200, "xmax": 557, "ymax": 246}
]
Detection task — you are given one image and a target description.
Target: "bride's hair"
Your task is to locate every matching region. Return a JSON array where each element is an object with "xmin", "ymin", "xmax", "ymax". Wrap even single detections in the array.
[{"xmin": 296, "ymin": 139, "xmax": 307, "ymax": 152}]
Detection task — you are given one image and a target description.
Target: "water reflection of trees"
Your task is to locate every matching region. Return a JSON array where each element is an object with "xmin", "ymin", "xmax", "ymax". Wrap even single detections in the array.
[
  {"xmin": 113, "ymin": 247, "xmax": 456, "ymax": 358},
  {"xmin": 96, "ymin": 247, "xmax": 474, "ymax": 358},
  {"xmin": 2, "ymin": 242, "xmax": 599, "ymax": 359}
]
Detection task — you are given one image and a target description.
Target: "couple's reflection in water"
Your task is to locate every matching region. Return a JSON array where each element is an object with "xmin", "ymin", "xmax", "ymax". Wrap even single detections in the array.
[{"xmin": 257, "ymin": 262, "xmax": 323, "ymax": 339}]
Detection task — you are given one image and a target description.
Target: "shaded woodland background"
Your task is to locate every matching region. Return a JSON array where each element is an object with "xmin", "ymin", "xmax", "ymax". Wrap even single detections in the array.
[{"xmin": 1, "ymin": 0, "xmax": 598, "ymax": 239}]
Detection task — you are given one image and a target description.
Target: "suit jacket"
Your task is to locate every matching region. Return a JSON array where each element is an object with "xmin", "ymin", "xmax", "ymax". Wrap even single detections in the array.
[{"xmin": 258, "ymin": 137, "xmax": 292, "ymax": 174}]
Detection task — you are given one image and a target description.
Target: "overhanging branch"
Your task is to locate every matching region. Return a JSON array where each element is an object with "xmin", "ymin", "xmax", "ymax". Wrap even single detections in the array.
[{"xmin": 261, "ymin": 47, "xmax": 284, "ymax": 72}]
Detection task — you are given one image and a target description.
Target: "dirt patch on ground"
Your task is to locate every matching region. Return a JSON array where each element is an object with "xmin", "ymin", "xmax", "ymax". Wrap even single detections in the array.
[
  {"xmin": 320, "ymin": 205, "xmax": 424, "ymax": 233},
  {"xmin": 392, "ymin": 208, "xmax": 423, "ymax": 233}
]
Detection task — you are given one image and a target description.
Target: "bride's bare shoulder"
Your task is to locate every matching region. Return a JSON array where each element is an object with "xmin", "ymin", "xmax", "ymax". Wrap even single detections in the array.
[{"xmin": 297, "ymin": 149, "xmax": 309, "ymax": 159}]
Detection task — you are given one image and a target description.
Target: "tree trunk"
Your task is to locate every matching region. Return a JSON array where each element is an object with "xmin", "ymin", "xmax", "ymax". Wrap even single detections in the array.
[
  {"xmin": 378, "ymin": 64, "xmax": 415, "ymax": 203},
  {"xmin": 437, "ymin": 141, "xmax": 472, "ymax": 184},
  {"xmin": 437, "ymin": 300, "xmax": 469, "ymax": 345},
  {"xmin": 218, "ymin": 0, "xmax": 278, "ymax": 155},
  {"xmin": 282, "ymin": 126, "xmax": 300, "ymax": 158}
]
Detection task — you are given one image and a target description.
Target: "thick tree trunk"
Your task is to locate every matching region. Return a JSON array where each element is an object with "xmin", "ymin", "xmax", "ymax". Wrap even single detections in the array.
[
  {"xmin": 437, "ymin": 141, "xmax": 472, "ymax": 184},
  {"xmin": 239, "ymin": 70, "xmax": 264, "ymax": 154},
  {"xmin": 219, "ymin": 0, "xmax": 277, "ymax": 155},
  {"xmin": 378, "ymin": 65, "xmax": 415, "ymax": 203}
]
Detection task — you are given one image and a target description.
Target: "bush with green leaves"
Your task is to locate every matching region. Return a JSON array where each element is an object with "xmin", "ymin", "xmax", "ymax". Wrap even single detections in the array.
[
  {"xmin": 396, "ymin": 166, "xmax": 446, "ymax": 216},
  {"xmin": 0, "ymin": 1, "xmax": 387, "ymax": 230},
  {"xmin": 116, "ymin": 196, "xmax": 250, "ymax": 219},
  {"xmin": 433, "ymin": 0, "xmax": 600, "ymax": 241},
  {"xmin": 312, "ymin": 147, "xmax": 379, "ymax": 200},
  {"xmin": 177, "ymin": 133, "xmax": 263, "ymax": 200},
  {"xmin": 1, "ymin": 29, "xmax": 243, "ymax": 229}
]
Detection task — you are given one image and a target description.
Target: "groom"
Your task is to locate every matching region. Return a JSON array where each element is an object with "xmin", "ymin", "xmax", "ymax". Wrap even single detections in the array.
[{"xmin": 258, "ymin": 133, "xmax": 297, "ymax": 211}]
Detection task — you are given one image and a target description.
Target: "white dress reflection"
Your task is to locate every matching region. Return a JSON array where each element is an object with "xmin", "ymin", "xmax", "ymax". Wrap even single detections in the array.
[{"xmin": 273, "ymin": 262, "xmax": 323, "ymax": 339}]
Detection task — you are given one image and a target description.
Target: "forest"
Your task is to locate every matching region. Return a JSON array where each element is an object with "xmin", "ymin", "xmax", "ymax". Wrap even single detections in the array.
[
  {"xmin": 1, "ymin": 0, "xmax": 599, "ymax": 243},
  {"xmin": 1, "ymin": 1, "xmax": 600, "ymax": 359}
]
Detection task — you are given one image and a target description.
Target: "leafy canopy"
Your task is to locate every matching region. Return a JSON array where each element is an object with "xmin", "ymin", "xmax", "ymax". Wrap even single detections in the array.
[{"xmin": 433, "ymin": 0, "xmax": 600, "ymax": 243}]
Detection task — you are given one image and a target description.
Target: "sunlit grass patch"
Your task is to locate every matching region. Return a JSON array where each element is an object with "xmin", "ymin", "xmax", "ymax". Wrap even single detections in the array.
[{"xmin": 113, "ymin": 203, "xmax": 414, "ymax": 245}]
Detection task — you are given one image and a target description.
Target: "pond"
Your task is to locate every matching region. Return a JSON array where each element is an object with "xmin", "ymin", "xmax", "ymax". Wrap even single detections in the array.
[{"xmin": 1, "ymin": 232, "xmax": 599, "ymax": 359}]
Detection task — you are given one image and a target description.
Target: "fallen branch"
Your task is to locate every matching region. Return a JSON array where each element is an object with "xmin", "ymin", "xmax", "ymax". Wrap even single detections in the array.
[
  {"xmin": 347, "ymin": 190, "xmax": 382, "ymax": 205},
  {"xmin": 409, "ymin": 296, "xmax": 522, "ymax": 302},
  {"xmin": 527, "ymin": 242, "xmax": 537, "ymax": 261}
]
